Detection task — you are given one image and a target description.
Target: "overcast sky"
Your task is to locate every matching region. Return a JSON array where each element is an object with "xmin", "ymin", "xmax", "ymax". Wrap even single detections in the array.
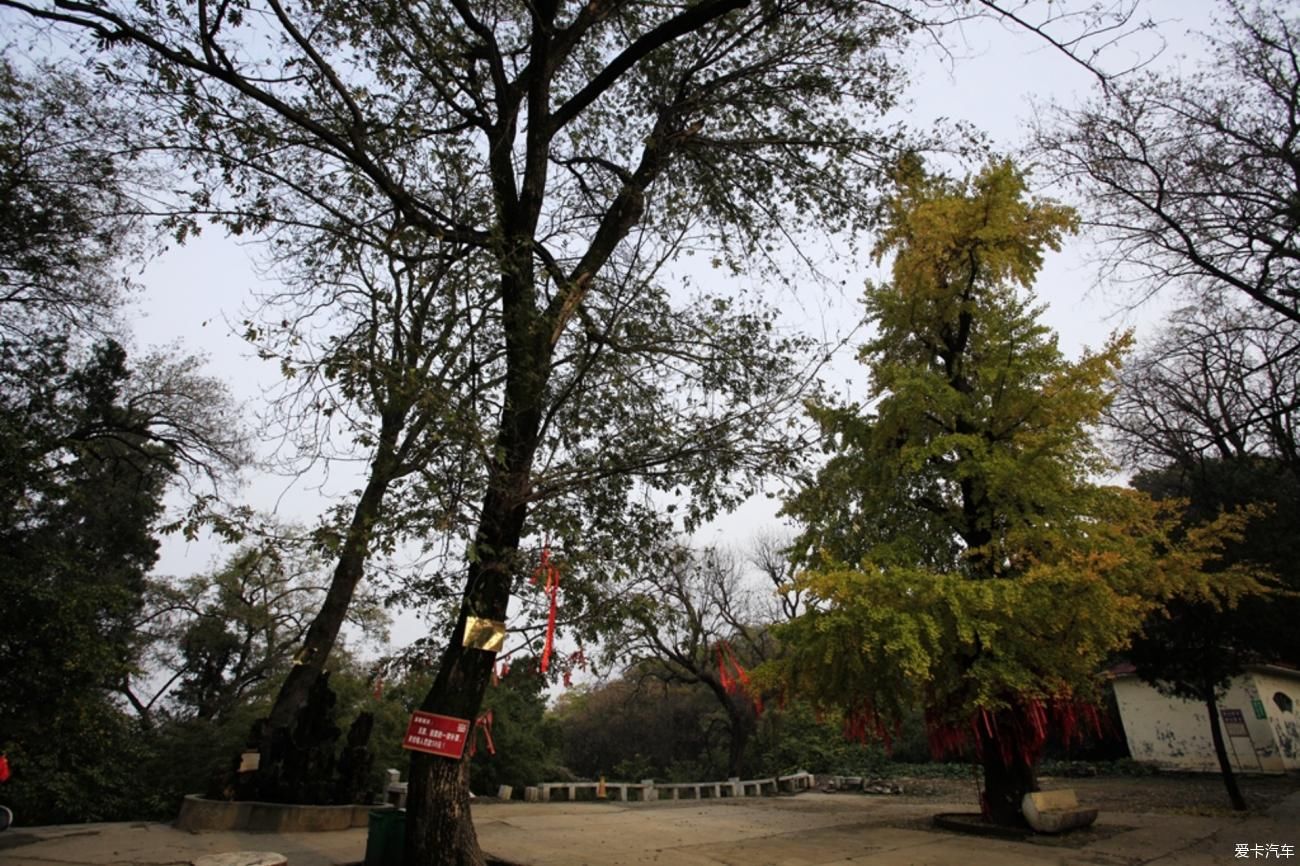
[{"xmin": 119, "ymin": 1, "xmax": 1223, "ymax": 652}]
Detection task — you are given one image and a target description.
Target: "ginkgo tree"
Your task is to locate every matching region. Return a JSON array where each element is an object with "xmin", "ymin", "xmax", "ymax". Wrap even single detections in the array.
[{"xmin": 766, "ymin": 158, "xmax": 1267, "ymax": 827}]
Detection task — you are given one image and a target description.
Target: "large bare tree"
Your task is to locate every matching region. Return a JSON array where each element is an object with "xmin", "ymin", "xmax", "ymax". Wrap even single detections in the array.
[
  {"xmin": 1107, "ymin": 300, "xmax": 1300, "ymax": 473},
  {"xmin": 1038, "ymin": 0, "xmax": 1300, "ymax": 326},
  {"xmin": 623, "ymin": 544, "xmax": 777, "ymax": 776}
]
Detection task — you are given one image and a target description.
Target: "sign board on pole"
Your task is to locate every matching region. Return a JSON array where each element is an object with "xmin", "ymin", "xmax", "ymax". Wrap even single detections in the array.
[
  {"xmin": 402, "ymin": 711, "xmax": 471, "ymax": 760},
  {"xmin": 1221, "ymin": 708, "xmax": 1250, "ymax": 738}
]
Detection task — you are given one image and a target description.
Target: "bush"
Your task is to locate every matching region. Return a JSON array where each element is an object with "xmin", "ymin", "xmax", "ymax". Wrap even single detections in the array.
[
  {"xmin": 468, "ymin": 667, "xmax": 562, "ymax": 795},
  {"xmin": 750, "ymin": 702, "xmax": 889, "ymax": 777},
  {"xmin": 3, "ymin": 700, "xmax": 156, "ymax": 824}
]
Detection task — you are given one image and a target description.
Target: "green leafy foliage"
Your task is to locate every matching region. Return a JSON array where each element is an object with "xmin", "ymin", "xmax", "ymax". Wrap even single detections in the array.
[
  {"xmin": 0, "ymin": 340, "xmax": 173, "ymax": 823},
  {"xmin": 550, "ymin": 677, "xmax": 897, "ymax": 782},
  {"xmin": 1128, "ymin": 457, "xmax": 1300, "ymax": 695},
  {"xmin": 136, "ymin": 693, "xmax": 277, "ymax": 817},
  {"xmin": 552, "ymin": 679, "xmax": 720, "ymax": 781},
  {"xmin": 2, "ymin": 701, "xmax": 156, "ymax": 824},
  {"xmin": 765, "ymin": 158, "xmax": 1268, "ymax": 823},
  {"xmin": 0, "ymin": 57, "xmax": 143, "ymax": 340},
  {"xmin": 468, "ymin": 665, "xmax": 563, "ymax": 795},
  {"xmin": 145, "ymin": 533, "xmax": 389, "ymax": 723},
  {"xmin": 748, "ymin": 701, "xmax": 891, "ymax": 778}
]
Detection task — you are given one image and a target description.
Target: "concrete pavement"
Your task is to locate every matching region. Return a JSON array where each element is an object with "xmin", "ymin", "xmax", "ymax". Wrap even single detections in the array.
[{"xmin": 1, "ymin": 790, "xmax": 1296, "ymax": 866}]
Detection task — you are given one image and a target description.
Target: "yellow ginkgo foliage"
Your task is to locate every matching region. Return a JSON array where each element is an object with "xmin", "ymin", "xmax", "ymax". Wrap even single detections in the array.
[{"xmin": 767, "ymin": 159, "xmax": 1269, "ymax": 827}]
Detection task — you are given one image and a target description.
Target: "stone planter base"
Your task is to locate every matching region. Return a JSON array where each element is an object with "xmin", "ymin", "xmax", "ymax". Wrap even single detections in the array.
[
  {"xmin": 931, "ymin": 812, "xmax": 1030, "ymax": 839},
  {"xmin": 176, "ymin": 795, "xmax": 389, "ymax": 832}
]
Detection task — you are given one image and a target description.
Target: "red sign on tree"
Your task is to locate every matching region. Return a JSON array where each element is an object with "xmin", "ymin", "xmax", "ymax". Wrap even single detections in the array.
[{"xmin": 402, "ymin": 711, "xmax": 471, "ymax": 760}]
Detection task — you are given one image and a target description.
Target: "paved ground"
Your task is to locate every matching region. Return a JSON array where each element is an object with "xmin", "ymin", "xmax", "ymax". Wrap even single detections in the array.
[{"xmin": 1, "ymin": 790, "xmax": 1296, "ymax": 866}]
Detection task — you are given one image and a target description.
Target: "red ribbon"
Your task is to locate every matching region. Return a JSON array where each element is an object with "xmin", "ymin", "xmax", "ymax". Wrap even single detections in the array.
[
  {"xmin": 533, "ymin": 542, "xmax": 561, "ymax": 673},
  {"xmin": 717, "ymin": 641, "xmax": 752, "ymax": 694},
  {"xmin": 470, "ymin": 709, "xmax": 495, "ymax": 757},
  {"xmin": 716, "ymin": 646, "xmax": 734, "ymax": 692},
  {"xmin": 561, "ymin": 646, "xmax": 588, "ymax": 688},
  {"xmin": 716, "ymin": 641, "xmax": 763, "ymax": 716},
  {"xmin": 726, "ymin": 643, "xmax": 752, "ymax": 691}
]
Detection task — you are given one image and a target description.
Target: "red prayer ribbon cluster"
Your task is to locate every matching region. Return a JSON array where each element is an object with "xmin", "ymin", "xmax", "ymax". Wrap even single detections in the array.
[
  {"xmin": 923, "ymin": 698, "xmax": 1104, "ymax": 766},
  {"xmin": 716, "ymin": 641, "xmax": 763, "ymax": 715},
  {"xmin": 842, "ymin": 704, "xmax": 898, "ymax": 751},
  {"xmin": 531, "ymin": 542, "xmax": 562, "ymax": 673},
  {"xmin": 470, "ymin": 709, "xmax": 495, "ymax": 757}
]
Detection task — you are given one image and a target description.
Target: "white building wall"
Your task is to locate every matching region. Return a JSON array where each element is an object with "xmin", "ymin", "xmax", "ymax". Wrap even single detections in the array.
[
  {"xmin": 1250, "ymin": 670, "xmax": 1300, "ymax": 771},
  {"xmin": 1223, "ymin": 675, "xmax": 1286, "ymax": 773},
  {"xmin": 1113, "ymin": 678, "xmax": 1221, "ymax": 772},
  {"xmin": 1112, "ymin": 673, "xmax": 1294, "ymax": 774}
]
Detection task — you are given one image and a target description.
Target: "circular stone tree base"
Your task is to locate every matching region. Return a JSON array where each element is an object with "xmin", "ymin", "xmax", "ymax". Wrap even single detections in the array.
[
  {"xmin": 191, "ymin": 853, "xmax": 287, "ymax": 866},
  {"xmin": 931, "ymin": 812, "xmax": 1031, "ymax": 840},
  {"xmin": 176, "ymin": 795, "xmax": 390, "ymax": 833}
]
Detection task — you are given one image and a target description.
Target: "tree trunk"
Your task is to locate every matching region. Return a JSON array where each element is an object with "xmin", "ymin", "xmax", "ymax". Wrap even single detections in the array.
[
  {"xmin": 404, "ymin": 269, "xmax": 547, "ymax": 864},
  {"xmin": 404, "ymin": 629, "xmax": 497, "ymax": 866},
  {"xmin": 726, "ymin": 715, "xmax": 751, "ymax": 779},
  {"xmin": 977, "ymin": 723, "xmax": 1039, "ymax": 827},
  {"xmin": 1205, "ymin": 690, "xmax": 1248, "ymax": 811},
  {"xmin": 724, "ymin": 694, "xmax": 756, "ymax": 778},
  {"xmin": 699, "ymin": 674, "xmax": 754, "ymax": 779},
  {"xmin": 247, "ymin": 436, "xmax": 398, "ymax": 797},
  {"xmin": 406, "ymin": 743, "xmax": 484, "ymax": 866},
  {"xmin": 403, "ymin": 490, "xmax": 530, "ymax": 866},
  {"xmin": 400, "ymin": 81, "xmax": 658, "ymax": 850}
]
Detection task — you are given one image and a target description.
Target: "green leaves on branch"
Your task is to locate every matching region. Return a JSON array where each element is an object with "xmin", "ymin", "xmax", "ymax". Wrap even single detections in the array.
[
  {"xmin": 768, "ymin": 158, "xmax": 1271, "ymax": 738},
  {"xmin": 769, "ymin": 489, "xmax": 1268, "ymax": 728}
]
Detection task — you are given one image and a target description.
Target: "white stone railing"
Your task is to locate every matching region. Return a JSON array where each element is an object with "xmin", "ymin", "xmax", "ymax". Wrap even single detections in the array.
[
  {"xmin": 382, "ymin": 769, "xmax": 815, "ymax": 807},
  {"xmin": 523, "ymin": 770, "xmax": 814, "ymax": 803}
]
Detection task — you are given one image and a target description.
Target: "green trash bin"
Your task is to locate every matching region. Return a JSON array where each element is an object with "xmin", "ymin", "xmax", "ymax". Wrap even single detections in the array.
[{"xmin": 364, "ymin": 808, "xmax": 405, "ymax": 866}]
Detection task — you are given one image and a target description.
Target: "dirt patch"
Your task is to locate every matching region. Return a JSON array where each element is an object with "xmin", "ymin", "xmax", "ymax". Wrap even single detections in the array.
[{"xmin": 881, "ymin": 771, "xmax": 1300, "ymax": 817}]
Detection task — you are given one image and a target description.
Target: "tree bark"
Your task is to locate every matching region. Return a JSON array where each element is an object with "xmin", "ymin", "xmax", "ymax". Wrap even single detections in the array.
[
  {"xmin": 726, "ymin": 709, "xmax": 752, "ymax": 779},
  {"xmin": 1205, "ymin": 690, "xmax": 1248, "ymax": 811},
  {"xmin": 404, "ymin": 252, "xmax": 547, "ymax": 864},
  {"xmin": 403, "ymin": 486, "xmax": 531, "ymax": 866},
  {"xmin": 722, "ymin": 692, "xmax": 756, "ymax": 778},
  {"xmin": 406, "ymin": 743, "xmax": 485, "ymax": 866},
  {"xmin": 977, "ymin": 722, "xmax": 1039, "ymax": 827},
  {"xmin": 697, "ymin": 673, "xmax": 754, "ymax": 779},
  {"xmin": 247, "ymin": 430, "xmax": 400, "ymax": 797}
]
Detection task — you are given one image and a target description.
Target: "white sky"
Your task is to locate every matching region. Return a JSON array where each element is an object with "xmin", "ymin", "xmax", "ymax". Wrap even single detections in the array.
[{"xmin": 120, "ymin": 1, "xmax": 1222, "ymax": 653}]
